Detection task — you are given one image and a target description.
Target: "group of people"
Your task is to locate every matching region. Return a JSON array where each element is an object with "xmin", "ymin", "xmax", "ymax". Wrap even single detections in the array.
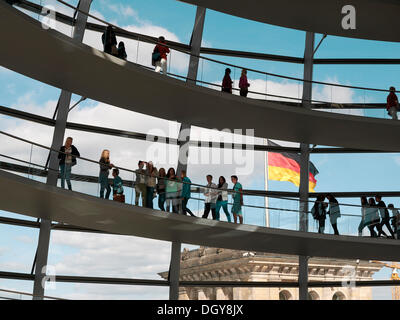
[
  {"xmin": 312, "ymin": 194, "xmax": 400, "ymax": 239},
  {"xmin": 133, "ymin": 161, "xmax": 245, "ymax": 224},
  {"xmin": 359, "ymin": 195, "xmax": 400, "ymax": 239},
  {"xmin": 101, "ymin": 26, "xmax": 127, "ymax": 60},
  {"xmin": 222, "ymin": 67, "xmax": 251, "ymax": 97},
  {"xmin": 57, "ymin": 138, "xmax": 245, "ymax": 224},
  {"xmin": 311, "ymin": 194, "xmax": 341, "ymax": 235},
  {"xmin": 101, "ymin": 27, "xmax": 400, "ymax": 117},
  {"xmin": 57, "ymin": 138, "xmax": 400, "ymax": 236},
  {"xmin": 101, "ymin": 30, "xmax": 253, "ymax": 96}
]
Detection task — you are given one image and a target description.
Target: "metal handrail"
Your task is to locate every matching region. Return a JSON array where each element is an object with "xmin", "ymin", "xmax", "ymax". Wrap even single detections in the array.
[
  {"xmin": 1, "ymin": 130, "xmax": 400, "ymax": 213},
  {"xmin": 54, "ymin": 0, "xmax": 399, "ymax": 94}
]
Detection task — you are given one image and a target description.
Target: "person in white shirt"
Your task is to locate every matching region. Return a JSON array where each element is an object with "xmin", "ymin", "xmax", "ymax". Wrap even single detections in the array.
[{"xmin": 202, "ymin": 175, "xmax": 218, "ymax": 220}]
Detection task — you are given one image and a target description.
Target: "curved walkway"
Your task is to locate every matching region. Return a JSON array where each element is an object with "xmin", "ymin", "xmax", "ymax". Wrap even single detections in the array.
[
  {"xmin": 1, "ymin": 169, "xmax": 400, "ymax": 261},
  {"xmin": 180, "ymin": 0, "xmax": 400, "ymax": 42},
  {"xmin": 1, "ymin": 2, "xmax": 400, "ymax": 151}
]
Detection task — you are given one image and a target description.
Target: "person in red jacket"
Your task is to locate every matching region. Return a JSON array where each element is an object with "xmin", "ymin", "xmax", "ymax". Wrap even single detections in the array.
[
  {"xmin": 153, "ymin": 36, "xmax": 170, "ymax": 75},
  {"xmin": 387, "ymin": 86, "xmax": 399, "ymax": 120},
  {"xmin": 222, "ymin": 68, "xmax": 233, "ymax": 93}
]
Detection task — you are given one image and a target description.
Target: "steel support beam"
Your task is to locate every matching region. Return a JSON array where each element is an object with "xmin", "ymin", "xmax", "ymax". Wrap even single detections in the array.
[
  {"xmin": 299, "ymin": 31, "xmax": 315, "ymax": 301},
  {"xmin": 169, "ymin": 7, "xmax": 206, "ymax": 301},
  {"xmin": 32, "ymin": 0, "xmax": 92, "ymax": 300}
]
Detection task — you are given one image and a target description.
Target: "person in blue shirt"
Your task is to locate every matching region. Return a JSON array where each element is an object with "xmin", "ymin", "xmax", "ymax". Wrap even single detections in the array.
[
  {"xmin": 231, "ymin": 175, "xmax": 243, "ymax": 224},
  {"xmin": 180, "ymin": 170, "xmax": 195, "ymax": 217},
  {"xmin": 112, "ymin": 168, "xmax": 124, "ymax": 202}
]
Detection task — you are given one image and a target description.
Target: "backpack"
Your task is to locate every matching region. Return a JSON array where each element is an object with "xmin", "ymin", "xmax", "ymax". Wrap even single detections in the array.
[
  {"xmin": 311, "ymin": 204, "xmax": 318, "ymax": 219},
  {"xmin": 152, "ymin": 46, "xmax": 161, "ymax": 66}
]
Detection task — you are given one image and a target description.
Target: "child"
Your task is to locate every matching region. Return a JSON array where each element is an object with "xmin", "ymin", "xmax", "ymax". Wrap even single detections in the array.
[{"xmin": 112, "ymin": 168, "xmax": 125, "ymax": 203}]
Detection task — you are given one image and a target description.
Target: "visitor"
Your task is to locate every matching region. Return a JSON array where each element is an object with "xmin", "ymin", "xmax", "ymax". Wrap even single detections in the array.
[
  {"xmin": 221, "ymin": 68, "xmax": 233, "ymax": 93},
  {"xmin": 135, "ymin": 161, "xmax": 147, "ymax": 207},
  {"xmin": 166, "ymin": 167, "xmax": 179, "ymax": 213},
  {"xmin": 326, "ymin": 194, "xmax": 340, "ymax": 235},
  {"xmin": 112, "ymin": 168, "xmax": 124, "ymax": 203},
  {"xmin": 215, "ymin": 176, "xmax": 231, "ymax": 222},
  {"xmin": 153, "ymin": 36, "xmax": 170, "ymax": 75},
  {"xmin": 58, "ymin": 136, "xmax": 80, "ymax": 191},
  {"xmin": 202, "ymin": 175, "xmax": 218, "ymax": 220},
  {"xmin": 386, "ymin": 86, "xmax": 399, "ymax": 120},
  {"xmin": 117, "ymin": 41, "xmax": 127, "ymax": 60},
  {"xmin": 231, "ymin": 175, "xmax": 243, "ymax": 224},
  {"xmin": 365, "ymin": 198, "xmax": 381, "ymax": 237},
  {"xmin": 180, "ymin": 170, "xmax": 195, "ymax": 217},
  {"xmin": 102, "ymin": 25, "xmax": 117, "ymax": 56},
  {"xmin": 312, "ymin": 195, "xmax": 327, "ymax": 234},
  {"xmin": 157, "ymin": 168, "xmax": 166, "ymax": 211},
  {"xmin": 376, "ymin": 195, "xmax": 395, "ymax": 238},
  {"xmin": 145, "ymin": 161, "xmax": 158, "ymax": 209},
  {"xmin": 99, "ymin": 149, "xmax": 113, "ymax": 199},
  {"xmin": 239, "ymin": 69, "xmax": 250, "ymax": 97},
  {"xmin": 388, "ymin": 204, "xmax": 400, "ymax": 239},
  {"xmin": 358, "ymin": 196, "xmax": 368, "ymax": 236}
]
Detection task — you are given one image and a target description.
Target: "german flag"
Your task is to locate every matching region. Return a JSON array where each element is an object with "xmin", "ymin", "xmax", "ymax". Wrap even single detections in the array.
[{"xmin": 267, "ymin": 140, "xmax": 319, "ymax": 192}]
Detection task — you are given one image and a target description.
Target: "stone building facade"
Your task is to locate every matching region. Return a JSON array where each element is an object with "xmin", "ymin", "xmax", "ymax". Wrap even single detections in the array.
[{"xmin": 159, "ymin": 247, "xmax": 383, "ymax": 300}]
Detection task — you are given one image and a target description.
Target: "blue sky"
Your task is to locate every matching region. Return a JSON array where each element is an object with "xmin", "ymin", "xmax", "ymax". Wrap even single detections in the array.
[{"xmin": 0, "ymin": 0, "xmax": 398, "ymax": 299}]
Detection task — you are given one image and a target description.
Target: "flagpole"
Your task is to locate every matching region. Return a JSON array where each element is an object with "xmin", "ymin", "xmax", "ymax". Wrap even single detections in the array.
[{"xmin": 264, "ymin": 138, "xmax": 269, "ymax": 227}]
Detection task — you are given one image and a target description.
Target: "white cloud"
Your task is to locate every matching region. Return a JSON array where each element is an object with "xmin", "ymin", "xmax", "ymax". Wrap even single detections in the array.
[
  {"xmin": 15, "ymin": 235, "xmax": 35, "ymax": 244},
  {"xmin": 50, "ymin": 231, "xmax": 172, "ymax": 279},
  {"xmin": 107, "ymin": 3, "xmax": 138, "ymax": 20},
  {"xmin": 393, "ymin": 156, "xmax": 400, "ymax": 167}
]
